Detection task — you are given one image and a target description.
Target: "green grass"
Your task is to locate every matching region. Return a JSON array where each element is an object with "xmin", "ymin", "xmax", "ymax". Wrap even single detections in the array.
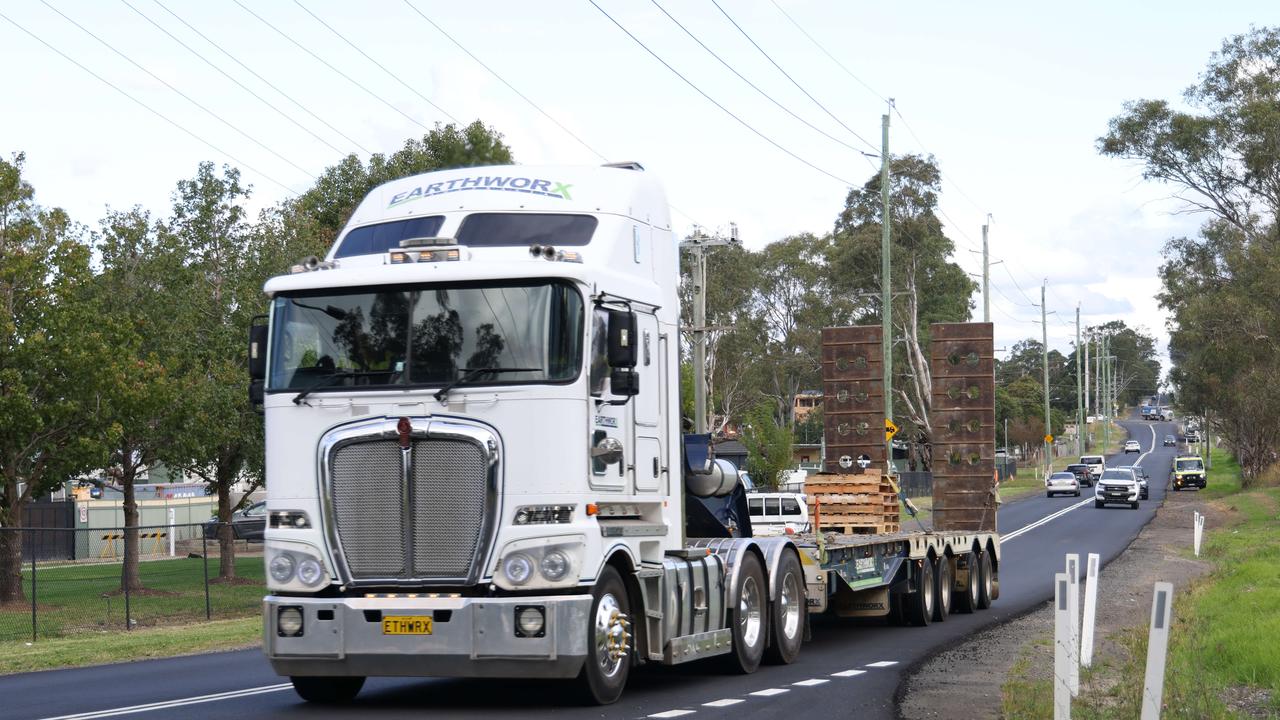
[
  {"xmin": 0, "ymin": 555, "xmax": 264, "ymax": 642},
  {"xmin": 0, "ymin": 617, "xmax": 261, "ymax": 675},
  {"xmin": 1002, "ymin": 451, "xmax": 1280, "ymax": 718}
]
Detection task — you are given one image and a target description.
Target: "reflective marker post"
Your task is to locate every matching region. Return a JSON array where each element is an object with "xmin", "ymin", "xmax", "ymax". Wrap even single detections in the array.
[
  {"xmin": 1141, "ymin": 582, "xmax": 1174, "ymax": 720},
  {"xmin": 1065, "ymin": 554, "xmax": 1080, "ymax": 696},
  {"xmin": 1054, "ymin": 572, "xmax": 1071, "ymax": 720},
  {"xmin": 1081, "ymin": 553, "xmax": 1100, "ymax": 667},
  {"xmin": 1193, "ymin": 511, "xmax": 1204, "ymax": 557}
]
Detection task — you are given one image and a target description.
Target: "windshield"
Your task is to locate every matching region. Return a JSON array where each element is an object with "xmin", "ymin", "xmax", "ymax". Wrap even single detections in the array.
[
  {"xmin": 268, "ymin": 280, "xmax": 584, "ymax": 392},
  {"xmin": 1081, "ymin": 456, "xmax": 1103, "ymax": 464},
  {"xmin": 1100, "ymin": 469, "xmax": 1134, "ymax": 481},
  {"xmin": 1176, "ymin": 458, "xmax": 1205, "ymax": 472}
]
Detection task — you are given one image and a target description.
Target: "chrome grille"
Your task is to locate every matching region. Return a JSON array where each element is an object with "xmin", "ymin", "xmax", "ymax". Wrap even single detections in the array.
[
  {"xmin": 412, "ymin": 439, "xmax": 488, "ymax": 577},
  {"xmin": 331, "ymin": 441, "xmax": 404, "ymax": 578}
]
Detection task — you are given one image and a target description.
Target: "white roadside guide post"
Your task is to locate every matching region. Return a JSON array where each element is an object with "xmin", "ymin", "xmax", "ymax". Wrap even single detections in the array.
[
  {"xmin": 1193, "ymin": 511, "xmax": 1204, "ymax": 557},
  {"xmin": 1141, "ymin": 582, "xmax": 1175, "ymax": 720},
  {"xmin": 1081, "ymin": 553, "xmax": 1100, "ymax": 668},
  {"xmin": 1054, "ymin": 572, "xmax": 1072, "ymax": 720},
  {"xmin": 1066, "ymin": 554, "xmax": 1080, "ymax": 695},
  {"xmin": 167, "ymin": 508, "xmax": 176, "ymax": 557}
]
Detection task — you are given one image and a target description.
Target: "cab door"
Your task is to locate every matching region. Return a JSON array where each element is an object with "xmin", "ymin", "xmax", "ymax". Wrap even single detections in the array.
[{"xmin": 633, "ymin": 312, "xmax": 662, "ymax": 493}]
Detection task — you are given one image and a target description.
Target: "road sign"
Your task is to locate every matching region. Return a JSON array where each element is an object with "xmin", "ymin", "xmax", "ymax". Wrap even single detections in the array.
[
  {"xmin": 885, "ymin": 418, "xmax": 899, "ymax": 441},
  {"xmin": 1044, "ymin": 434, "xmax": 1053, "ymax": 443}
]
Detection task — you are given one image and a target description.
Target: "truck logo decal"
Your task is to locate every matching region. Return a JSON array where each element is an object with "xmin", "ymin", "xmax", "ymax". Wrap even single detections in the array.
[
  {"xmin": 389, "ymin": 176, "xmax": 573, "ymax": 207},
  {"xmin": 594, "ymin": 415, "xmax": 619, "ymax": 428}
]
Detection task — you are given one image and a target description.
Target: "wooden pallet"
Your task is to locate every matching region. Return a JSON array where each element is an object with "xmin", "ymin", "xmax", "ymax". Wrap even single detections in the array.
[{"xmin": 816, "ymin": 521, "xmax": 901, "ymax": 535}]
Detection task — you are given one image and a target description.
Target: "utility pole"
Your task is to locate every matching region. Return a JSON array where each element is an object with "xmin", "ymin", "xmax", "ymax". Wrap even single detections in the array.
[
  {"xmin": 1076, "ymin": 304, "xmax": 1084, "ymax": 456},
  {"xmin": 680, "ymin": 225, "xmax": 739, "ymax": 434},
  {"xmin": 1042, "ymin": 281, "xmax": 1051, "ymax": 478},
  {"xmin": 982, "ymin": 221, "xmax": 990, "ymax": 323},
  {"xmin": 1083, "ymin": 332, "xmax": 1090, "ymax": 419},
  {"xmin": 880, "ymin": 103, "xmax": 894, "ymax": 470}
]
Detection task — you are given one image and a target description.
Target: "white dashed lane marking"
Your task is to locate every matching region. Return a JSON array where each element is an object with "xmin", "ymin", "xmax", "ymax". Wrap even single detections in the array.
[
  {"xmin": 792, "ymin": 678, "xmax": 829, "ymax": 686},
  {"xmin": 648, "ymin": 710, "xmax": 696, "ymax": 718},
  {"xmin": 866, "ymin": 660, "xmax": 899, "ymax": 668},
  {"xmin": 703, "ymin": 698, "xmax": 745, "ymax": 707},
  {"xmin": 749, "ymin": 688, "xmax": 790, "ymax": 697},
  {"xmin": 649, "ymin": 658, "xmax": 897, "ymax": 717},
  {"xmin": 832, "ymin": 669, "xmax": 866, "ymax": 677}
]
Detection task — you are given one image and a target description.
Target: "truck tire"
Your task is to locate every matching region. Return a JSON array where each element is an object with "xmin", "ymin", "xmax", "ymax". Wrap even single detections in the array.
[
  {"xmin": 290, "ymin": 676, "xmax": 364, "ymax": 704},
  {"xmin": 953, "ymin": 551, "xmax": 980, "ymax": 614},
  {"xmin": 764, "ymin": 550, "xmax": 805, "ymax": 665},
  {"xmin": 578, "ymin": 565, "xmax": 631, "ymax": 704},
  {"xmin": 932, "ymin": 556, "xmax": 952, "ymax": 622},
  {"xmin": 725, "ymin": 551, "xmax": 767, "ymax": 674},
  {"xmin": 976, "ymin": 551, "xmax": 994, "ymax": 610},
  {"xmin": 905, "ymin": 557, "xmax": 934, "ymax": 626}
]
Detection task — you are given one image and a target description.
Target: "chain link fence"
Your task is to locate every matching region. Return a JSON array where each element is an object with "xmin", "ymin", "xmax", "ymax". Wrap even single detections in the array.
[{"xmin": 0, "ymin": 523, "xmax": 264, "ymax": 643}]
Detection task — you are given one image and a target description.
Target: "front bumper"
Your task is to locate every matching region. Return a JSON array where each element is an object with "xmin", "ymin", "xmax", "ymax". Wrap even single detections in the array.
[
  {"xmin": 263, "ymin": 593, "xmax": 593, "ymax": 679},
  {"xmin": 1174, "ymin": 474, "xmax": 1206, "ymax": 488},
  {"xmin": 1095, "ymin": 486, "xmax": 1139, "ymax": 504}
]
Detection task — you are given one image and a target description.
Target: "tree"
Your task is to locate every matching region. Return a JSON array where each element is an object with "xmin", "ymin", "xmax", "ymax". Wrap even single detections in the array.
[
  {"xmin": 740, "ymin": 400, "xmax": 793, "ymax": 490},
  {"xmin": 0, "ymin": 154, "xmax": 111, "ymax": 603}
]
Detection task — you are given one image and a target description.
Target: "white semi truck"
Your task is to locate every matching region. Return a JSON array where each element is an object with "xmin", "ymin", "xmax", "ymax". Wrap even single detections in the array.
[{"xmin": 249, "ymin": 163, "xmax": 1001, "ymax": 705}]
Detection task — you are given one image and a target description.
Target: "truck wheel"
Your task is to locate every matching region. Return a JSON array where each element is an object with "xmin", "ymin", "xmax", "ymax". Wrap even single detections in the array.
[
  {"xmin": 976, "ymin": 551, "xmax": 994, "ymax": 610},
  {"xmin": 953, "ymin": 551, "xmax": 980, "ymax": 614},
  {"xmin": 764, "ymin": 551, "xmax": 805, "ymax": 665},
  {"xmin": 932, "ymin": 556, "xmax": 952, "ymax": 622},
  {"xmin": 578, "ymin": 565, "xmax": 631, "ymax": 705},
  {"xmin": 905, "ymin": 557, "xmax": 934, "ymax": 626},
  {"xmin": 726, "ymin": 551, "xmax": 767, "ymax": 674},
  {"xmin": 290, "ymin": 676, "xmax": 364, "ymax": 704}
]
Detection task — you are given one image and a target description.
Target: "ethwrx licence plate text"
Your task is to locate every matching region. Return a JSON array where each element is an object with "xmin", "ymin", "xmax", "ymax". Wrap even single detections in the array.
[{"xmin": 382, "ymin": 616, "xmax": 433, "ymax": 635}]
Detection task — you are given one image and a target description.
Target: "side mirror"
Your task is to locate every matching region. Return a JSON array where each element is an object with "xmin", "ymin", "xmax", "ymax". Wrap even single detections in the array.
[
  {"xmin": 607, "ymin": 309, "xmax": 637, "ymax": 368},
  {"xmin": 247, "ymin": 315, "xmax": 268, "ymax": 381},
  {"xmin": 610, "ymin": 368, "xmax": 640, "ymax": 396},
  {"xmin": 248, "ymin": 379, "xmax": 264, "ymax": 409}
]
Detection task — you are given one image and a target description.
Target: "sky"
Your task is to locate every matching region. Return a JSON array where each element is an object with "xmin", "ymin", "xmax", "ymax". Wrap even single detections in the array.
[{"xmin": 2, "ymin": 0, "xmax": 1274, "ymax": 371}]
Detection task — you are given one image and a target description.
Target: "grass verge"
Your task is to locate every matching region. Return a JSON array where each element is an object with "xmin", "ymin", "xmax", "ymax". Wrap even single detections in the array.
[
  {"xmin": 0, "ymin": 616, "xmax": 260, "ymax": 675},
  {"xmin": 1001, "ymin": 447, "xmax": 1280, "ymax": 718}
]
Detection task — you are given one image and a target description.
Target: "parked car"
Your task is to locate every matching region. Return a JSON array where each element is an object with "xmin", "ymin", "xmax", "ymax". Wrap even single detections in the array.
[
  {"xmin": 1171, "ymin": 455, "xmax": 1207, "ymax": 491},
  {"xmin": 1095, "ymin": 468, "xmax": 1140, "ymax": 509},
  {"xmin": 1163, "ymin": 434, "xmax": 1176, "ymax": 447},
  {"xmin": 1065, "ymin": 463, "xmax": 1092, "ymax": 488},
  {"xmin": 203, "ymin": 500, "xmax": 267, "ymax": 541},
  {"xmin": 1184, "ymin": 430, "xmax": 1201, "ymax": 443},
  {"xmin": 746, "ymin": 493, "xmax": 810, "ymax": 535},
  {"xmin": 1124, "ymin": 439, "xmax": 1141, "ymax": 454},
  {"xmin": 1114, "ymin": 465, "xmax": 1150, "ymax": 500},
  {"xmin": 1080, "ymin": 454, "xmax": 1106, "ymax": 482},
  {"xmin": 1045, "ymin": 471, "xmax": 1081, "ymax": 498}
]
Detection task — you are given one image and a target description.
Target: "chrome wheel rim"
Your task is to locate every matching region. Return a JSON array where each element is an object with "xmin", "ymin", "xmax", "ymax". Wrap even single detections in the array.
[
  {"xmin": 779, "ymin": 571, "xmax": 802, "ymax": 639},
  {"xmin": 923, "ymin": 564, "xmax": 934, "ymax": 615},
  {"xmin": 739, "ymin": 576, "xmax": 763, "ymax": 647},
  {"xmin": 594, "ymin": 593, "xmax": 630, "ymax": 678}
]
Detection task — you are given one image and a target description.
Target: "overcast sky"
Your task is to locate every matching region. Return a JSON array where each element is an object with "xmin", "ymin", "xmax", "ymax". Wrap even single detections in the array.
[{"xmin": 3, "ymin": 1, "xmax": 1273, "ymax": 368}]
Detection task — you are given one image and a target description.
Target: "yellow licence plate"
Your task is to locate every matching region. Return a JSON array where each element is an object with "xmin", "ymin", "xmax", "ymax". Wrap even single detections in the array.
[{"xmin": 382, "ymin": 616, "xmax": 433, "ymax": 635}]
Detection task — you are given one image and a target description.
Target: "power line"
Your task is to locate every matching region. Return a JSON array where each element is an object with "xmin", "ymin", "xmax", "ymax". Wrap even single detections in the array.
[
  {"xmin": 0, "ymin": 10, "xmax": 296, "ymax": 194},
  {"xmin": 710, "ymin": 0, "xmax": 878, "ymax": 153},
  {"xmin": 588, "ymin": 0, "xmax": 855, "ymax": 187},
  {"xmin": 231, "ymin": 0, "xmax": 436, "ymax": 133},
  {"xmin": 1001, "ymin": 263, "xmax": 1040, "ymax": 307},
  {"xmin": 893, "ymin": 106, "xmax": 987, "ymax": 215},
  {"xmin": 150, "ymin": 0, "xmax": 372, "ymax": 155},
  {"xmin": 400, "ymin": 0, "xmax": 607, "ymax": 163},
  {"xmin": 291, "ymin": 0, "xmax": 459, "ymax": 125},
  {"xmin": 40, "ymin": 0, "xmax": 315, "ymax": 179},
  {"xmin": 651, "ymin": 0, "xmax": 876, "ymax": 170},
  {"xmin": 119, "ymin": 0, "xmax": 349, "ymax": 158},
  {"xmin": 766, "ymin": 0, "xmax": 886, "ymax": 104}
]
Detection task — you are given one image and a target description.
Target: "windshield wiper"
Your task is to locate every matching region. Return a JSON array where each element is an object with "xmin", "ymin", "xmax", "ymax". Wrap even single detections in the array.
[
  {"xmin": 292, "ymin": 370, "xmax": 359, "ymax": 405},
  {"xmin": 434, "ymin": 367, "xmax": 541, "ymax": 403}
]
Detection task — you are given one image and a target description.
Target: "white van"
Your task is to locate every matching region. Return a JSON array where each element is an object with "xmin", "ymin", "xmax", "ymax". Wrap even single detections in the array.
[
  {"xmin": 747, "ymin": 493, "xmax": 810, "ymax": 535},
  {"xmin": 1079, "ymin": 455, "xmax": 1106, "ymax": 482}
]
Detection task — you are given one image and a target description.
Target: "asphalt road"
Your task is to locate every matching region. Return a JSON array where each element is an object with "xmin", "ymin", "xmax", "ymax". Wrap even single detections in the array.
[{"xmin": 4, "ymin": 420, "xmax": 1181, "ymax": 720}]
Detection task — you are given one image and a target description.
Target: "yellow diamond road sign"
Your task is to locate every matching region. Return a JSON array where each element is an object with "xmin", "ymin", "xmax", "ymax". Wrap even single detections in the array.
[
  {"xmin": 1044, "ymin": 434, "xmax": 1053, "ymax": 443},
  {"xmin": 886, "ymin": 418, "xmax": 899, "ymax": 441}
]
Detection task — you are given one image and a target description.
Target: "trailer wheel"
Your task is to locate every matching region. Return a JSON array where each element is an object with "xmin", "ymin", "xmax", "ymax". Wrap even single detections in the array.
[
  {"xmin": 976, "ymin": 551, "xmax": 994, "ymax": 610},
  {"xmin": 764, "ymin": 551, "xmax": 805, "ymax": 665},
  {"xmin": 932, "ymin": 556, "xmax": 952, "ymax": 622},
  {"xmin": 578, "ymin": 565, "xmax": 632, "ymax": 705},
  {"xmin": 904, "ymin": 557, "xmax": 934, "ymax": 626},
  {"xmin": 725, "ymin": 552, "xmax": 767, "ymax": 674},
  {"xmin": 953, "ymin": 551, "xmax": 980, "ymax": 614},
  {"xmin": 290, "ymin": 676, "xmax": 364, "ymax": 704}
]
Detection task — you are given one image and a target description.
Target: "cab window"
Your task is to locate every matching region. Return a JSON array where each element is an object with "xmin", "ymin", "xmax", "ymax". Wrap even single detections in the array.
[
  {"xmin": 764, "ymin": 498, "xmax": 781, "ymax": 516},
  {"xmin": 781, "ymin": 497, "xmax": 802, "ymax": 516},
  {"xmin": 748, "ymin": 497, "xmax": 763, "ymax": 516}
]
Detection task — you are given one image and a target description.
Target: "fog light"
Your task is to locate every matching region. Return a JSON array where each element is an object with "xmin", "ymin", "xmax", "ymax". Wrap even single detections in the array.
[
  {"xmin": 278, "ymin": 606, "xmax": 304, "ymax": 637},
  {"xmin": 504, "ymin": 554, "xmax": 534, "ymax": 585},
  {"xmin": 515, "ymin": 606, "xmax": 545, "ymax": 637},
  {"xmin": 269, "ymin": 553, "xmax": 295, "ymax": 583},
  {"xmin": 297, "ymin": 558, "xmax": 324, "ymax": 587},
  {"xmin": 540, "ymin": 550, "xmax": 570, "ymax": 581}
]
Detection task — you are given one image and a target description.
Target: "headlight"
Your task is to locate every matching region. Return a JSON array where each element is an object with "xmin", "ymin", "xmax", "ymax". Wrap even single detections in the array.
[
  {"xmin": 297, "ymin": 558, "xmax": 325, "ymax": 587},
  {"xmin": 269, "ymin": 553, "xmax": 296, "ymax": 583},
  {"xmin": 540, "ymin": 551, "xmax": 570, "ymax": 581},
  {"xmin": 504, "ymin": 554, "xmax": 534, "ymax": 585},
  {"xmin": 277, "ymin": 606, "xmax": 304, "ymax": 637}
]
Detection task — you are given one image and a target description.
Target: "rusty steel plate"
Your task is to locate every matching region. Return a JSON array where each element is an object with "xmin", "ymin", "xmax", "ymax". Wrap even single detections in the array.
[
  {"xmin": 823, "ymin": 379, "xmax": 883, "ymax": 414},
  {"xmin": 929, "ymin": 323, "xmax": 995, "ymax": 533},
  {"xmin": 821, "ymin": 325, "xmax": 883, "ymax": 381},
  {"xmin": 932, "ymin": 410, "xmax": 997, "ymax": 444}
]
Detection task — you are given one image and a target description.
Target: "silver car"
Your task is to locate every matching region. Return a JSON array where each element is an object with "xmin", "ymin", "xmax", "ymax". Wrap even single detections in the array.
[{"xmin": 1046, "ymin": 471, "xmax": 1081, "ymax": 498}]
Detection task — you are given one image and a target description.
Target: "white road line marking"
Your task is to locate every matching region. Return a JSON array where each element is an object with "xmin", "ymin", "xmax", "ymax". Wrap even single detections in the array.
[
  {"xmin": 866, "ymin": 661, "xmax": 899, "ymax": 668},
  {"xmin": 1005, "ymin": 425, "xmax": 1158, "ymax": 544},
  {"xmin": 37, "ymin": 684, "xmax": 293, "ymax": 720},
  {"xmin": 793, "ymin": 678, "xmax": 829, "ymax": 686},
  {"xmin": 832, "ymin": 669, "xmax": 866, "ymax": 677},
  {"xmin": 649, "ymin": 711, "xmax": 696, "ymax": 718},
  {"xmin": 703, "ymin": 698, "xmax": 745, "ymax": 707},
  {"xmin": 749, "ymin": 688, "xmax": 790, "ymax": 697}
]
